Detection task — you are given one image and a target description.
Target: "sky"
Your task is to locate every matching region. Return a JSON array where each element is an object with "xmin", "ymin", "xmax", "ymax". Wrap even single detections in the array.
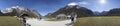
[{"xmin": 0, "ymin": 0, "xmax": 120, "ymax": 16}]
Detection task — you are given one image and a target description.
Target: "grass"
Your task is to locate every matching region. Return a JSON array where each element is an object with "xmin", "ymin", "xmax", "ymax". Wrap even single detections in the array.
[
  {"xmin": 73, "ymin": 16, "xmax": 120, "ymax": 26},
  {"xmin": 0, "ymin": 16, "xmax": 22, "ymax": 26}
]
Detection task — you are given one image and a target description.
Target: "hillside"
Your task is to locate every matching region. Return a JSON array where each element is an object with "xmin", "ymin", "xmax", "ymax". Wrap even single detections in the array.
[
  {"xmin": 50, "ymin": 4, "xmax": 93, "ymax": 17},
  {"xmin": 106, "ymin": 8, "xmax": 120, "ymax": 16}
]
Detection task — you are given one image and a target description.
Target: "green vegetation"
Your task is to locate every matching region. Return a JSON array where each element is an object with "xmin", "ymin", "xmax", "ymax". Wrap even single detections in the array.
[
  {"xmin": 73, "ymin": 16, "xmax": 120, "ymax": 26},
  {"xmin": 44, "ymin": 18, "xmax": 67, "ymax": 21},
  {"xmin": 0, "ymin": 16, "xmax": 22, "ymax": 26}
]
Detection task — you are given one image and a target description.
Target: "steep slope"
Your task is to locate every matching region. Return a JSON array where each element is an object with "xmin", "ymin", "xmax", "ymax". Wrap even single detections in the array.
[
  {"xmin": 50, "ymin": 3, "xmax": 93, "ymax": 17},
  {"xmin": 1, "ymin": 6, "xmax": 41, "ymax": 18},
  {"xmin": 106, "ymin": 8, "xmax": 120, "ymax": 16},
  {"xmin": 0, "ymin": 10, "xmax": 3, "ymax": 15}
]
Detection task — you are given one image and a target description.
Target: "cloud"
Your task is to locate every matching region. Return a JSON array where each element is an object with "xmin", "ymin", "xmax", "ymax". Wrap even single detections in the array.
[
  {"xmin": 67, "ymin": 1, "xmax": 90, "ymax": 6},
  {"xmin": 68, "ymin": 2, "xmax": 78, "ymax": 6},
  {"xmin": 78, "ymin": 1, "xmax": 90, "ymax": 5}
]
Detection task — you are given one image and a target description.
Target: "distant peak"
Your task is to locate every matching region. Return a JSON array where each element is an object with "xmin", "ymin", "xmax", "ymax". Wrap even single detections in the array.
[{"xmin": 68, "ymin": 2, "xmax": 78, "ymax": 6}]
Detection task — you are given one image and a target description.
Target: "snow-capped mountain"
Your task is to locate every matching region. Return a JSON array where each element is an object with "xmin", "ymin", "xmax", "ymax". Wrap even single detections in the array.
[
  {"xmin": 48, "ymin": 3, "xmax": 93, "ymax": 17},
  {"xmin": 1, "ymin": 6, "xmax": 41, "ymax": 18}
]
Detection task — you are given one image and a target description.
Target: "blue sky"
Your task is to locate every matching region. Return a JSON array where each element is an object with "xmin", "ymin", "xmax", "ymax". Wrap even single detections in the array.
[{"xmin": 0, "ymin": 0, "xmax": 120, "ymax": 16}]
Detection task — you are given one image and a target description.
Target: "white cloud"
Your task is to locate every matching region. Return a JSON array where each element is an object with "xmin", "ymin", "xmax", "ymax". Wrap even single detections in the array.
[
  {"xmin": 67, "ymin": 1, "xmax": 90, "ymax": 6},
  {"xmin": 68, "ymin": 2, "xmax": 78, "ymax": 6}
]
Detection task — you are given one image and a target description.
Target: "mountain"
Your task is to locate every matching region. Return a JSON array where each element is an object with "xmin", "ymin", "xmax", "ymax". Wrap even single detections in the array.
[
  {"xmin": 106, "ymin": 8, "xmax": 120, "ymax": 16},
  {"xmin": 93, "ymin": 11, "xmax": 100, "ymax": 16},
  {"xmin": 2, "ymin": 6, "xmax": 41, "ymax": 18},
  {"xmin": 100, "ymin": 11, "xmax": 108, "ymax": 16},
  {"xmin": 45, "ymin": 13, "xmax": 52, "ymax": 17},
  {"xmin": 0, "ymin": 10, "xmax": 3, "ymax": 15},
  {"xmin": 93, "ymin": 11, "xmax": 109, "ymax": 16},
  {"xmin": 49, "ymin": 3, "xmax": 93, "ymax": 17}
]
